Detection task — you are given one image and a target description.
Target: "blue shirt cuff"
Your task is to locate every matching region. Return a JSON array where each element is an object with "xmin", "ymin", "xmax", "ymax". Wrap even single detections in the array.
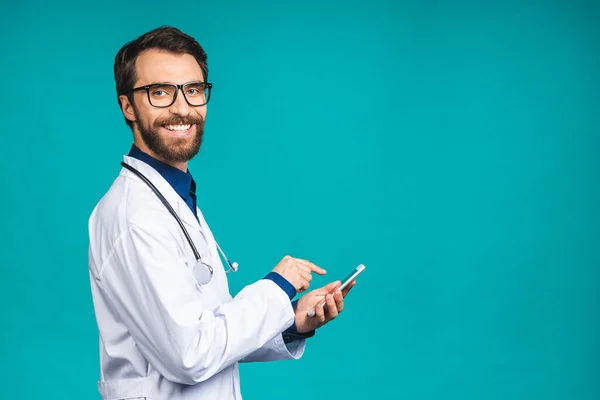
[
  {"xmin": 263, "ymin": 272, "xmax": 296, "ymax": 300},
  {"xmin": 282, "ymin": 300, "xmax": 316, "ymax": 344}
]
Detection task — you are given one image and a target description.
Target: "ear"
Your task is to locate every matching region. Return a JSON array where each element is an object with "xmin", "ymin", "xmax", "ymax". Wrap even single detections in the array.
[{"xmin": 119, "ymin": 95, "xmax": 137, "ymax": 123}]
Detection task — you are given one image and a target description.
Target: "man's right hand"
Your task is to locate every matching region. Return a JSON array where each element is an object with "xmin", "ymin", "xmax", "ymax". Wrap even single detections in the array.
[{"xmin": 272, "ymin": 256, "xmax": 327, "ymax": 293}]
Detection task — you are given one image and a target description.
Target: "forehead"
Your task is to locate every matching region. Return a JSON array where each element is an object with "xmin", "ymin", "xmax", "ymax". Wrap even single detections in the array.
[{"xmin": 134, "ymin": 49, "xmax": 203, "ymax": 85}]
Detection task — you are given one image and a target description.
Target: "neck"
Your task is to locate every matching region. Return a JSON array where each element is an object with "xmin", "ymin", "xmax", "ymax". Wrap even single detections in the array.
[{"xmin": 133, "ymin": 138, "xmax": 188, "ymax": 172}]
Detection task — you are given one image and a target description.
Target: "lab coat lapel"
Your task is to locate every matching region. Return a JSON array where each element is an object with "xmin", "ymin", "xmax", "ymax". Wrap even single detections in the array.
[{"xmin": 121, "ymin": 155, "xmax": 202, "ymax": 232}]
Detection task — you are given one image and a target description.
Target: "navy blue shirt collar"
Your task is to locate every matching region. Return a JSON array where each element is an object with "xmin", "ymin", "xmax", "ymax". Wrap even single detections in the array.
[{"xmin": 128, "ymin": 144, "xmax": 198, "ymax": 219}]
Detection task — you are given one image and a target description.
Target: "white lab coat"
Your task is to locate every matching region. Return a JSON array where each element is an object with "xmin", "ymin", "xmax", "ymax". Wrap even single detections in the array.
[{"xmin": 88, "ymin": 155, "xmax": 305, "ymax": 400}]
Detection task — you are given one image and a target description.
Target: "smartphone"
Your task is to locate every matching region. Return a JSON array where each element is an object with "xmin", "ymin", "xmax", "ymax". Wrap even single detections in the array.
[{"xmin": 307, "ymin": 264, "xmax": 365, "ymax": 317}]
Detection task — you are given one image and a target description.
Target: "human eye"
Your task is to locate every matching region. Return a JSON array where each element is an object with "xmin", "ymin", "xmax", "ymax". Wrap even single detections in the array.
[
  {"xmin": 150, "ymin": 85, "xmax": 174, "ymax": 98},
  {"xmin": 185, "ymin": 83, "xmax": 205, "ymax": 97}
]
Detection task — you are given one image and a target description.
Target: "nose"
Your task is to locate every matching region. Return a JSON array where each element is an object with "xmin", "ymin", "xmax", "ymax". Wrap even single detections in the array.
[{"xmin": 169, "ymin": 89, "xmax": 192, "ymax": 117}]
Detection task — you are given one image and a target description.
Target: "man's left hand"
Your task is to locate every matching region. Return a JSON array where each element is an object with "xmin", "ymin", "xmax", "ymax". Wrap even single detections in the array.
[{"xmin": 293, "ymin": 279, "xmax": 357, "ymax": 334}]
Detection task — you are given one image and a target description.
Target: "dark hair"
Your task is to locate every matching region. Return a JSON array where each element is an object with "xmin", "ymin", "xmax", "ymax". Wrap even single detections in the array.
[{"xmin": 114, "ymin": 26, "xmax": 209, "ymax": 129}]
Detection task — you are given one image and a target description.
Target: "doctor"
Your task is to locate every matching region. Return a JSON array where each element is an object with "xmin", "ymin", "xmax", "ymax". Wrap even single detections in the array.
[{"xmin": 88, "ymin": 26, "xmax": 356, "ymax": 400}]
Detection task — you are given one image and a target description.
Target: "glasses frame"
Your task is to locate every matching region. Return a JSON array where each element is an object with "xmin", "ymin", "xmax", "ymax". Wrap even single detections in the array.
[{"xmin": 126, "ymin": 81, "xmax": 212, "ymax": 108}]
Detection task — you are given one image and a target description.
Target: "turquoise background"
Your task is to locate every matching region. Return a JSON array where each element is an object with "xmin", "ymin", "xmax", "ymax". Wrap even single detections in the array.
[{"xmin": 1, "ymin": 0, "xmax": 598, "ymax": 399}]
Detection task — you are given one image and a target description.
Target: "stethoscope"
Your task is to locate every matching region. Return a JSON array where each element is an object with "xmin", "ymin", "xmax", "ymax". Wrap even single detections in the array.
[{"xmin": 121, "ymin": 161, "xmax": 238, "ymax": 285}]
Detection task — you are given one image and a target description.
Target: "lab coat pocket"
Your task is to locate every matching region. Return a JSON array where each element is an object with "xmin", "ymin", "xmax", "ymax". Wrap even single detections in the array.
[{"xmin": 97, "ymin": 377, "xmax": 151, "ymax": 400}]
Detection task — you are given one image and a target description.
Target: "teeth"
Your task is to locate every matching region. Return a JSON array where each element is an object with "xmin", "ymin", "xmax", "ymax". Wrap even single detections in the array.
[{"xmin": 165, "ymin": 124, "xmax": 191, "ymax": 131}]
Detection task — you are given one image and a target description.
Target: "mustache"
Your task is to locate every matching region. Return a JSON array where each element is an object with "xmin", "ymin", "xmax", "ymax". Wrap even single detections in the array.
[{"xmin": 154, "ymin": 115, "xmax": 204, "ymax": 127}]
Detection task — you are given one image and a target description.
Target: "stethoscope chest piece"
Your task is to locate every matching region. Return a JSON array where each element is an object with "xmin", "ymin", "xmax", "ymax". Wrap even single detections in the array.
[{"xmin": 194, "ymin": 260, "xmax": 214, "ymax": 285}]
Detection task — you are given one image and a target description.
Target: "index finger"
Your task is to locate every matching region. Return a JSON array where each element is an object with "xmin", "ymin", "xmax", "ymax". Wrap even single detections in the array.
[
  {"xmin": 314, "ymin": 280, "xmax": 341, "ymax": 296},
  {"xmin": 294, "ymin": 258, "xmax": 327, "ymax": 275}
]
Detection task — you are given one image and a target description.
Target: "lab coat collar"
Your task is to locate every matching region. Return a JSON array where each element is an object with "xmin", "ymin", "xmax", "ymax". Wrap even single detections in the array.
[
  {"xmin": 127, "ymin": 144, "xmax": 196, "ymax": 206},
  {"xmin": 120, "ymin": 155, "xmax": 202, "ymax": 232}
]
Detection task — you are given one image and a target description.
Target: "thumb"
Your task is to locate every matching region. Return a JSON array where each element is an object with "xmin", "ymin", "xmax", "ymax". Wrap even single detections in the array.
[{"xmin": 315, "ymin": 281, "xmax": 341, "ymax": 295}]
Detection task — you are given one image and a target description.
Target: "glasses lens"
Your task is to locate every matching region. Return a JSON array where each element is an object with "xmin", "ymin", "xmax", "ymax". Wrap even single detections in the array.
[
  {"xmin": 183, "ymin": 82, "xmax": 210, "ymax": 106},
  {"xmin": 148, "ymin": 84, "xmax": 177, "ymax": 107}
]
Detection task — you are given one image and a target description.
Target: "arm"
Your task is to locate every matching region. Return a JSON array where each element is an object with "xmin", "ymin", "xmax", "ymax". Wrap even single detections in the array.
[{"xmin": 98, "ymin": 223, "xmax": 294, "ymax": 385}]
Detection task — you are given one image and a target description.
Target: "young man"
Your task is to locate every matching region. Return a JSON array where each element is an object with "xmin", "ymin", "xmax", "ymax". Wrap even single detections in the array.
[{"xmin": 87, "ymin": 26, "xmax": 355, "ymax": 399}]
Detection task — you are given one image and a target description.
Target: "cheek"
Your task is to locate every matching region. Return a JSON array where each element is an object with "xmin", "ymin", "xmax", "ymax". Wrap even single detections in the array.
[
  {"xmin": 142, "ymin": 110, "xmax": 168, "ymax": 127},
  {"xmin": 196, "ymin": 106, "xmax": 207, "ymax": 120}
]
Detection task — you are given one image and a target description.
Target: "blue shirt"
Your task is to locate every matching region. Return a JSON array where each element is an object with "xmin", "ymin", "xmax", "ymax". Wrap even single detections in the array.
[{"xmin": 128, "ymin": 144, "xmax": 314, "ymax": 343}]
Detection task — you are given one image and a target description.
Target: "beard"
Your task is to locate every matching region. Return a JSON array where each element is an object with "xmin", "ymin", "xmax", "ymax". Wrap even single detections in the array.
[{"xmin": 134, "ymin": 109, "xmax": 205, "ymax": 164}]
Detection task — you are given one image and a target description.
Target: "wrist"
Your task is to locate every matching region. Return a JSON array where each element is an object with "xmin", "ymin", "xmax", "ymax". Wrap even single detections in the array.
[{"xmin": 264, "ymin": 271, "xmax": 296, "ymax": 300}]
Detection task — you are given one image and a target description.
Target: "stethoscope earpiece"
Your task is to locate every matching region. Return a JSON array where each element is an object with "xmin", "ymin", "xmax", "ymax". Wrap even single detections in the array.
[{"xmin": 216, "ymin": 241, "xmax": 238, "ymax": 273}]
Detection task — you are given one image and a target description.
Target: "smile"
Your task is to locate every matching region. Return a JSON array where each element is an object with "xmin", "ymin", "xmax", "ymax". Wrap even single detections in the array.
[{"xmin": 162, "ymin": 124, "xmax": 194, "ymax": 137}]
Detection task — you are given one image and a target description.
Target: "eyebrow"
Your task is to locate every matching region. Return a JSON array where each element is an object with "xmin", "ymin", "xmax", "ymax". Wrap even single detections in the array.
[{"xmin": 142, "ymin": 80, "xmax": 205, "ymax": 86}]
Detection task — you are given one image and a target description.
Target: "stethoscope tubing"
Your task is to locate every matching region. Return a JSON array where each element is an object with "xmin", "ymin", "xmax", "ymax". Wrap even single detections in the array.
[{"xmin": 121, "ymin": 161, "xmax": 205, "ymax": 263}]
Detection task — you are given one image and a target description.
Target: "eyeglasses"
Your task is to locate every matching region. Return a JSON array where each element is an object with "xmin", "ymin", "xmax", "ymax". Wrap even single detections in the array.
[{"xmin": 126, "ymin": 81, "xmax": 212, "ymax": 108}]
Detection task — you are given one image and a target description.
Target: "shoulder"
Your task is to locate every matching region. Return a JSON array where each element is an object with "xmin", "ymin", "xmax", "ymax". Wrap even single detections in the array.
[
  {"xmin": 92, "ymin": 170, "xmax": 178, "ymax": 223},
  {"xmin": 87, "ymin": 172, "xmax": 179, "ymax": 272}
]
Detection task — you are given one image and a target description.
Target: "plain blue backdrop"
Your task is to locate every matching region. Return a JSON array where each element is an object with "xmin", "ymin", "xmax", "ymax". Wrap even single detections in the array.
[{"xmin": 0, "ymin": 1, "xmax": 598, "ymax": 399}]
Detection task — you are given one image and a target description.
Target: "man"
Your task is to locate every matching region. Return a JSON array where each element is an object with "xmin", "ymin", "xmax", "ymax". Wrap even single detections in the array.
[{"xmin": 87, "ymin": 26, "xmax": 356, "ymax": 399}]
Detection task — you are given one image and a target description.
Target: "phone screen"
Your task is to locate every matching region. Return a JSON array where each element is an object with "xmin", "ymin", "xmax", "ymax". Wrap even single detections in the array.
[{"xmin": 339, "ymin": 265, "xmax": 365, "ymax": 291}]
